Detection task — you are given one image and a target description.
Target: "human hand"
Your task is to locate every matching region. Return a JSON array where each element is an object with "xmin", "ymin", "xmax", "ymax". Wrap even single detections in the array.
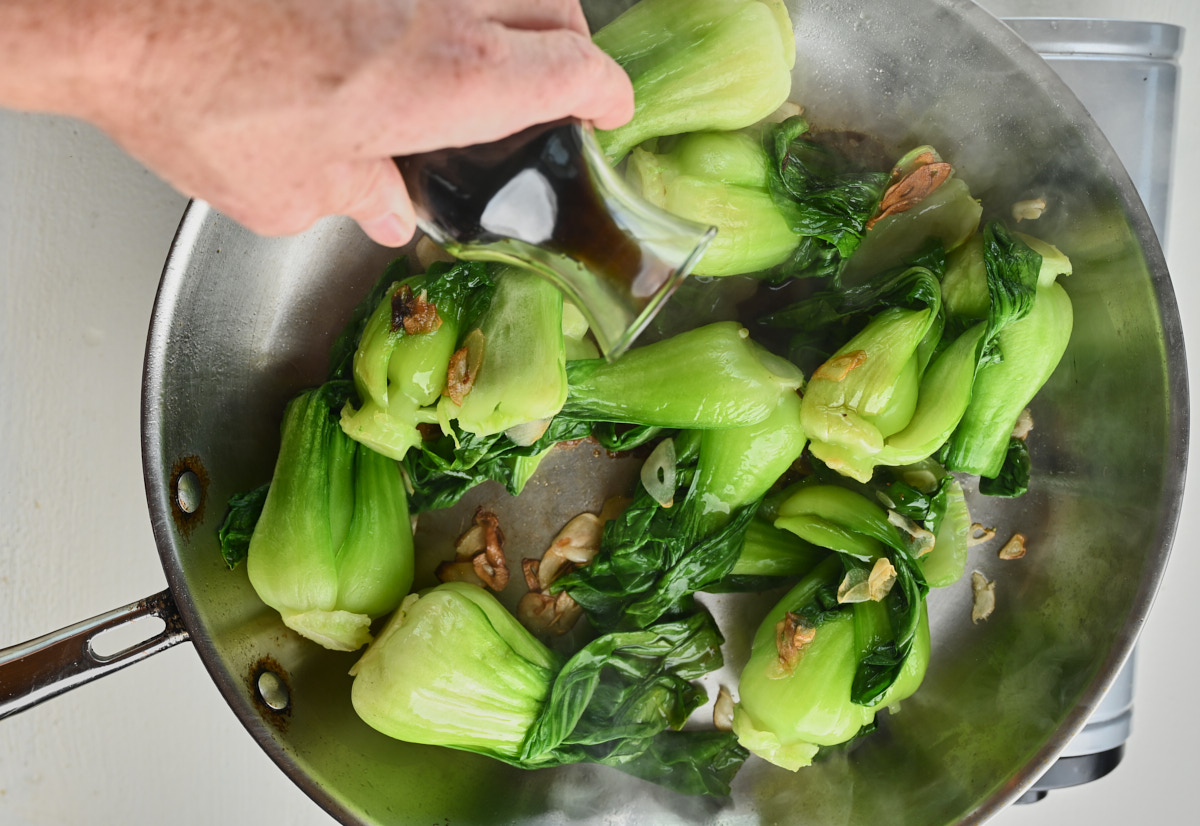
[{"xmin": 77, "ymin": 0, "xmax": 635, "ymax": 246}]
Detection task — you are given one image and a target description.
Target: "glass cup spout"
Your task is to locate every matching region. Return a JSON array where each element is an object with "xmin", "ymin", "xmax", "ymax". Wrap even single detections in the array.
[{"xmin": 394, "ymin": 120, "xmax": 715, "ymax": 360}]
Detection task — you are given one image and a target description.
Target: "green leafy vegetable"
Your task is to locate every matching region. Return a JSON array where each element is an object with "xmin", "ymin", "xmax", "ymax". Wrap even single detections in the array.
[
  {"xmin": 246, "ymin": 383, "xmax": 414, "ymax": 651},
  {"xmin": 713, "ymin": 516, "xmax": 828, "ymax": 591},
  {"xmin": 593, "ymin": 0, "xmax": 795, "ymax": 162},
  {"xmin": 558, "ymin": 355, "xmax": 807, "ymax": 631},
  {"xmin": 876, "ymin": 462, "xmax": 970, "ymax": 588},
  {"xmin": 800, "ymin": 303, "xmax": 941, "ymax": 483},
  {"xmin": 218, "ymin": 15, "xmax": 1085, "ymax": 791},
  {"xmin": 441, "ymin": 267, "xmax": 568, "ymax": 437},
  {"xmin": 563, "ymin": 321, "xmax": 804, "ymax": 428},
  {"xmin": 978, "ymin": 437, "xmax": 1032, "ymax": 498},
  {"xmin": 690, "ymin": 387, "xmax": 806, "ymax": 535},
  {"xmin": 772, "ymin": 484, "xmax": 929, "ymax": 704},
  {"xmin": 760, "ymin": 252, "xmax": 946, "ymax": 370},
  {"xmin": 763, "ymin": 116, "xmax": 890, "ymax": 281},
  {"xmin": 626, "ymin": 130, "xmax": 801, "ymax": 276},
  {"xmin": 732, "ymin": 556, "xmax": 931, "ymax": 771},
  {"xmin": 217, "ymin": 483, "xmax": 268, "ymax": 569},
  {"xmin": 339, "ymin": 260, "xmax": 495, "ymax": 460},
  {"xmin": 350, "ymin": 583, "xmax": 745, "ymax": 795},
  {"xmin": 556, "ymin": 474, "xmax": 761, "ymax": 631},
  {"xmin": 402, "ymin": 417, "xmax": 592, "ymax": 514},
  {"xmin": 944, "ymin": 280, "xmax": 1072, "ymax": 478}
]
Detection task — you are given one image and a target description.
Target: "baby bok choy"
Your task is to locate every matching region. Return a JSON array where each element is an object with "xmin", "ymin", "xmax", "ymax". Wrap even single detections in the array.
[
  {"xmin": 553, "ymin": 322, "xmax": 808, "ymax": 630},
  {"xmin": 563, "ymin": 321, "xmax": 803, "ymax": 428},
  {"xmin": 732, "ymin": 483, "xmax": 933, "ymax": 770},
  {"xmin": 771, "ymin": 221, "xmax": 1052, "ymax": 486},
  {"xmin": 797, "ymin": 266, "xmax": 944, "ymax": 483},
  {"xmin": 246, "ymin": 383, "xmax": 414, "ymax": 651},
  {"xmin": 336, "ymin": 259, "xmax": 577, "ymax": 513},
  {"xmin": 340, "ymin": 260, "xmax": 569, "ymax": 457},
  {"xmin": 770, "ymin": 484, "xmax": 930, "ymax": 705},
  {"xmin": 732, "ymin": 555, "xmax": 930, "ymax": 771},
  {"xmin": 338, "ymin": 259, "xmax": 495, "ymax": 460},
  {"xmin": 762, "ymin": 116, "xmax": 891, "ymax": 282},
  {"xmin": 557, "ymin": 398, "xmax": 810, "ymax": 632},
  {"xmin": 349, "ymin": 582, "xmax": 747, "ymax": 795},
  {"xmin": 593, "ymin": 0, "xmax": 795, "ymax": 162},
  {"xmin": 941, "ymin": 228, "xmax": 1074, "ymax": 485},
  {"xmin": 626, "ymin": 130, "xmax": 801, "ymax": 276}
]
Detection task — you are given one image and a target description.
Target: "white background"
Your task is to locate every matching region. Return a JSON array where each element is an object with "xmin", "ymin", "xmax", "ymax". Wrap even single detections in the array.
[{"xmin": 1, "ymin": 1, "xmax": 1196, "ymax": 824}]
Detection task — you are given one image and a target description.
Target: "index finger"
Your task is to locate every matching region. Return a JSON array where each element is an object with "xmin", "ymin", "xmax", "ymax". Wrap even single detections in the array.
[
  {"xmin": 489, "ymin": 27, "xmax": 635, "ymax": 131},
  {"xmin": 482, "ymin": 0, "xmax": 590, "ymax": 36}
]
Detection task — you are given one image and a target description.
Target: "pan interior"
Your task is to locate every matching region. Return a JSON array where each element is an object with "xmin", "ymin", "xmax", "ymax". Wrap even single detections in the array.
[{"xmin": 142, "ymin": 1, "xmax": 1185, "ymax": 823}]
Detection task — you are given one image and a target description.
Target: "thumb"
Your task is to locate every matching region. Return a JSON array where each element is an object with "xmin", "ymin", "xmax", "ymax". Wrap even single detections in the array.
[{"xmin": 337, "ymin": 158, "xmax": 419, "ymax": 247}]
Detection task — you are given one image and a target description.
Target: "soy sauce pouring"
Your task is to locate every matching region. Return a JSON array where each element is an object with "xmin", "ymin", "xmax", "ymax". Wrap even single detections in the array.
[{"xmin": 394, "ymin": 119, "xmax": 715, "ymax": 359}]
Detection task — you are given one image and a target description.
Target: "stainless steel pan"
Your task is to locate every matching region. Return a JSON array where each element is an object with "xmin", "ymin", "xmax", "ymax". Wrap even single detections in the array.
[{"xmin": 0, "ymin": 0, "xmax": 1187, "ymax": 823}]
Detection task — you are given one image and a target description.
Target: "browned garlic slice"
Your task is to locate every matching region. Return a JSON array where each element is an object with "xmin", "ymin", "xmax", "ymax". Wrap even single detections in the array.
[
  {"xmin": 888, "ymin": 510, "xmax": 935, "ymax": 557},
  {"xmin": 971, "ymin": 571, "xmax": 996, "ymax": 623},
  {"xmin": 536, "ymin": 513, "xmax": 604, "ymax": 590},
  {"xmin": 838, "ymin": 557, "xmax": 899, "ymax": 603},
  {"xmin": 1011, "ymin": 408, "xmax": 1035, "ymax": 441},
  {"xmin": 444, "ymin": 329, "xmax": 485, "ymax": 406},
  {"xmin": 713, "ymin": 686, "xmax": 735, "ymax": 732},
  {"xmin": 968, "ymin": 523, "xmax": 996, "ymax": 547},
  {"xmin": 772, "ymin": 612, "xmax": 817, "ymax": 677},
  {"xmin": 998, "ymin": 533, "xmax": 1027, "ymax": 560},
  {"xmin": 868, "ymin": 155, "xmax": 953, "ymax": 230},
  {"xmin": 516, "ymin": 589, "xmax": 584, "ymax": 638},
  {"xmin": 436, "ymin": 508, "xmax": 509, "ymax": 591},
  {"xmin": 837, "ymin": 567, "xmax": 870, "ymax": 604},
  {"xmin": 516, "ymin": 512, "xmax": 607, "ymax": 638},
  {"xmin": 391, "ymin": 285, "xmax": 442, "ymax": 336},
  {"xmin": 867, "ymin": 557, "xmax": 898, "ymax": 600}
]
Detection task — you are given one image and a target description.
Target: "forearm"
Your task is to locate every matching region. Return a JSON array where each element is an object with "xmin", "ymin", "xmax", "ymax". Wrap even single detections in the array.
[
  {"xmin": 0, "ymin": 0, "xmax": 362, "ymax": 133},
  {"xmin": 0, "ymin": 0, "xmax": 633, "ymax": 246},
  {"xmin": 0, "ymin": 0, "xmax": 150, "ymax": 121}
]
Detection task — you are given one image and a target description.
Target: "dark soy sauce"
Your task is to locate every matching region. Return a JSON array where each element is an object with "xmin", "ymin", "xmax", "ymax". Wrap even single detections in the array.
[{"xmin": 395, "ymin": 120, "xmax": 666, "ymax": 299}]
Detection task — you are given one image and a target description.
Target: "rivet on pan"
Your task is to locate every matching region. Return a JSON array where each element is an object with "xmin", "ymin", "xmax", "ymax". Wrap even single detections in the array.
[
  {"xmin": 168, "ymin": 456, "xmax": 209, "ymax": 536},
  {"xmin": 175, "ymin": 469, "xmax": 202, "ymax": 514},
  {"xmin": 256, "ymin": 669, "xmax": 291, "ymax": 712}
]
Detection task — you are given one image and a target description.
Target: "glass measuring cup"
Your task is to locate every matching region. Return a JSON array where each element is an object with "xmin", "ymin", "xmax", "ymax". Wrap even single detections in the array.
[{"xmin": 395, "ymin": 119, "xmax": 715, "ymax": 360}]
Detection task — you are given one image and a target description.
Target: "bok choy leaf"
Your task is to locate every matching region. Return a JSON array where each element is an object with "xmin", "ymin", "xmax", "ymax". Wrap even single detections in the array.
[{"xmin": 349, "ymin": 582, "xmax": 746, "ymax": 795}]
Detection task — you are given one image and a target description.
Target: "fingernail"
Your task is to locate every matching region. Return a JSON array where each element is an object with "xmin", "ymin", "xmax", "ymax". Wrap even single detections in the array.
[{"xmin": 361, "ymin": 213, "xmax": 413, "ymax": 248}]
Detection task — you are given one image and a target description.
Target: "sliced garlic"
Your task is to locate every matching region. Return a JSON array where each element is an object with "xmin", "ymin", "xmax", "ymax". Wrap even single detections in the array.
[
  {"xmin": 998, "ymin": 533, "xmax": 1027, "ymax": 560},
  {"xmin": 867, "ymin": 557, "xmax": 898, "ymax": 601},
  {"xmin": 971, "ymin": 571, "xmax": 996, "ymax": 623},
  {"xmin": 714, "ymin": 686, "xmax": 735, "ymax": 732},
  {"xmin": 968, "ymin": 523, "xmax": 996, "ymax": 547},
  {"xmin": 1012, "ymin": 197, "xmax": 1047, "ymax": 222}
]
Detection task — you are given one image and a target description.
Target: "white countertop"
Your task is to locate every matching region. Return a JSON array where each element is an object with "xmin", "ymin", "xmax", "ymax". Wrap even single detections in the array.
[{"xmin": 2, "ymin": 1, "xmax": 1197, "ymax": 823}]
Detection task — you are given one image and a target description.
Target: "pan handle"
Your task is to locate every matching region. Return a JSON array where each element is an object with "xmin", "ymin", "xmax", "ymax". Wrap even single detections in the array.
[{"xmin": 0, "ymin": 590, "xmax": 191, "ymax": 720}]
